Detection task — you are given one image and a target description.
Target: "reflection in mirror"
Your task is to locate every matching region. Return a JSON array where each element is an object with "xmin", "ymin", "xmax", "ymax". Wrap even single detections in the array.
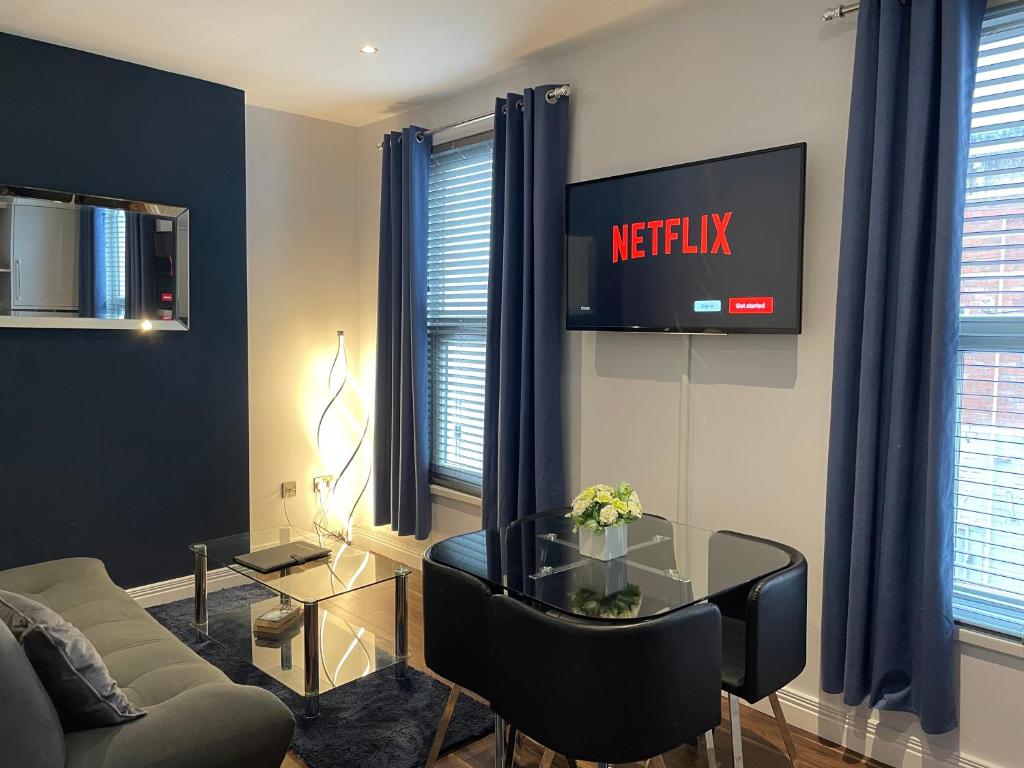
[{"xmin": 0, "ymin": 186, "xmax": 189, "ymax": 331}]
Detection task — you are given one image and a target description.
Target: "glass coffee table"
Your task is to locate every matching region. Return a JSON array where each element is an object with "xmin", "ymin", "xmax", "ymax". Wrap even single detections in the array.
[{"xmin": 190, "ymin": 527, "xmax": 411, "ymax": 718}]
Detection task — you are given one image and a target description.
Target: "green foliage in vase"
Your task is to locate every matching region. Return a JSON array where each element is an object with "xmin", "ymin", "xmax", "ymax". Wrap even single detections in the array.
[
  {"xmin": 567, "ymin": 482, "xmax": 643, "ymax": 532},
  {"xmin": 571, "ymin": 584, "xmax": 643, "ymax": 619}
]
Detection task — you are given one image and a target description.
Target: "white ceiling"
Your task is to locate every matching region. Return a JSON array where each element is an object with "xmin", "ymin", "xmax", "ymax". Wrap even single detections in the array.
[{"xmin": 0, "ymin": 0, "xmax": 677, "ymax": 126}]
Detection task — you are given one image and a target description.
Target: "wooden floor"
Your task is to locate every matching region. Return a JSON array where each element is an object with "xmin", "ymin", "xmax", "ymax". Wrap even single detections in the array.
[{"xmin": 281, "ymin": 569, "xmax": 885, "ymax": 768}]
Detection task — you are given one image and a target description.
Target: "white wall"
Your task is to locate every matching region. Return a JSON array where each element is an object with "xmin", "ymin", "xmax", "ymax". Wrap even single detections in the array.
[
  {"xmin": 348, "ymin": 2, "xmax": 1024, "ymax": 768},
  {"xmin": 246, "ymin": 105, "xmax": 361, "ymax": 533}
]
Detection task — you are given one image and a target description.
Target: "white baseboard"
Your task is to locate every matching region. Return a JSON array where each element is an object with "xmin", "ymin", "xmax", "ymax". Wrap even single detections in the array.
[
  {"xmin": 350, "ymin": 524, "xmax": 428, "ymax": 571},
  {"xmin": 772, "ymin": 687, "xmax": 994, "ymax": 768},
  {"xmin": 126, "ymin": 566, "xmax": 249, "ymax": 608}
]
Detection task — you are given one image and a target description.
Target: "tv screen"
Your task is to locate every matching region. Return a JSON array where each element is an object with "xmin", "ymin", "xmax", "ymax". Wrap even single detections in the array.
[{"xmin": 565, "ymin": 143, "xmax": 806, "ymax": 333}]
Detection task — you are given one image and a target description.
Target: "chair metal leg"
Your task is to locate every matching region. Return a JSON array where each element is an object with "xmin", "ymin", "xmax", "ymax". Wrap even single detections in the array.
[
  {"xmin": 703, "ymin": 729, "xmax": 718, "ymax": 767},
  {"xmin": 768, "ymin": 692, "xmax": 799, "ymax": 767},
  {"xmin": 729, "ymin": 694, "xmax": 744, "ymax": 768},
  {"xmin": 503, "ymin": 724, "xmax": 518, "ymax": 768},
  {"xmin": 426, "ymin": 686, "xmax": 461, "ymax": 768}
]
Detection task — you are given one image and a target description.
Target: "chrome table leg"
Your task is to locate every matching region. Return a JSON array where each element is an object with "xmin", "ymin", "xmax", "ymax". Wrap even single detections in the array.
[
  {"xmin": 494, "ymin": 714, "xmax": 506, "ymax": 768},
  {"xmin": 303, "ymin": 602, "xmax": 319, "ymax": 718},
  {"xmin": 192, "ymin": 544, "xmax": 207, "ymax": 632},
  {"xmin": 729, "ymin": 694, "xmax": 744, "ymax": 768},
  {"xmin": 395, "ymin": 566, "xmax": 411, "ymax": 679}
]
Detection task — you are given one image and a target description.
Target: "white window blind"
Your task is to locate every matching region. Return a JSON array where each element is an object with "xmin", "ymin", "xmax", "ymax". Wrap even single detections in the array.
[
  {"xmin": 954, "ymin": 2, "xmax": 1024, "ymax": 639},
  {"xmin": 427, "ymin": 137, "xmax": 493, "ymax": 493},
  {"xmin": 99, "ymin": 208, "xmax": 126, "ymax": 319}
]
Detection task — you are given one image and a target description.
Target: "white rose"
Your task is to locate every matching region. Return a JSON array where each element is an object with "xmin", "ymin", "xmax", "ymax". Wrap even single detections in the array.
[
  {"xmin": 599, "ymin": 504, "xmax": 618, "ymax": 525},
  {"xmin": 572, "ymin": 497, "xmax": 591, "ymax": 515}
]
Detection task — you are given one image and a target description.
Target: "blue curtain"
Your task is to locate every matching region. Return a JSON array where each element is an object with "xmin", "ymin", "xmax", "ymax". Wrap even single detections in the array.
[
  {"xmin": 125, "ymin": 212, "xmax": 155, "ymax": 319},
  {"xmin": 482, "ymin": 87, "xmax": 570, "ymax": 531},
  {"xmin": 373, "ymin": 126, "xmax": 432, "ymax": 539},
  {"xmin": 821, "ymin": 0, "xmax": 985, "ymax": 735}
]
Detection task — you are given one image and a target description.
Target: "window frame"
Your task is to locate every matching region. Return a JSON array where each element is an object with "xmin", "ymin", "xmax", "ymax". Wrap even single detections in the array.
[{"xmin": 426, "ymin": 131, "xmax": 494, "ymax": 497}]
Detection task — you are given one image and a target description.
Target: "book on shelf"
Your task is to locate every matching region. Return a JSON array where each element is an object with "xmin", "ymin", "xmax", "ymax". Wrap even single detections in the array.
[{"xmin": 253, "ymin": 603, "xmax": 302, "ymax": 638}]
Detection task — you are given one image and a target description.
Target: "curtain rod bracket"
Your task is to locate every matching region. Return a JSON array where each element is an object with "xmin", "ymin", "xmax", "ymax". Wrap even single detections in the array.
[{"xmin": 822, "ymin": 3, "xmax": 859, "ymax": 22}]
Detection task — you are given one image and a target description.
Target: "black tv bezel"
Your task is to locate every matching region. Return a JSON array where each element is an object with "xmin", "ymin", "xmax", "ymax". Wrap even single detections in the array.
[{"xmin": 564, "ymin": 142, "xmax": 807, "ymax": 335}]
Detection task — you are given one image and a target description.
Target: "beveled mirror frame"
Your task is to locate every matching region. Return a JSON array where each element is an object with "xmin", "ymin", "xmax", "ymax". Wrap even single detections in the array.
[{"xmin": 0, "ymin": 185, "xmax": 189, "ymax": 332}]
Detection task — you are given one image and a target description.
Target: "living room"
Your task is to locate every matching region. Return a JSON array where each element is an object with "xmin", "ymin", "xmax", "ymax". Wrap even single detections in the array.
[{"xmin": 1, "ymin": 2, "xmax": 1023, "ymax": 768}]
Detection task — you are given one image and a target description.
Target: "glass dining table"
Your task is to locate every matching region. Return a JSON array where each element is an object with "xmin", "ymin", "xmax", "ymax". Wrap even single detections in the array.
[
  {"xmin": 432, "ymin": 509, "xmax": 792, "ymax": 620},
  {"xmin": 429, "ymin": 509, "xmax": 793, "ymax": 764}
]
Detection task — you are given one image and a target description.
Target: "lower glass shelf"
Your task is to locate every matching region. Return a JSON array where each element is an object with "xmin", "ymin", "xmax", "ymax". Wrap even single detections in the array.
[{"xmin": 196, "ymin": 583, "xmax": 399, "ymax": 698}]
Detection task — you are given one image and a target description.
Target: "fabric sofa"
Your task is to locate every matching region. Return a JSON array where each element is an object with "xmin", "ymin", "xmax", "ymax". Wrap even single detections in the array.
[{"xmin": 0, "ymin": 557, "xmax": 294, "ymax": 768}]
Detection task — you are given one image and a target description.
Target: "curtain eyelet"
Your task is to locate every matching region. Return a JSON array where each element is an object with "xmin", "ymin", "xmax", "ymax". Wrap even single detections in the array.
[
  {"xmin": 415, "ymin": 131, "xmax": 425, "ymax": 143},
  {"xmin": 517, "ymin": 99, "xmax": 524, "ymax": 111},
  {"xmin": 502, "ymin": 103, "xmax": 508, "ymax": 115}
]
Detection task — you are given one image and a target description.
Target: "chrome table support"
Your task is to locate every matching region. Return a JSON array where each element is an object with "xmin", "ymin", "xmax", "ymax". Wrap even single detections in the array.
[
  {"xmin": 768, "ymin": 692, "xmax": 799, "ymax": 766},
  {"xmin": 192, "ymin": 544, "xmax": 207, "ymax": 632},
  {"xmin": 704, "ymin": 729, "xmax": 718, "ymax": 767},
  {"xmin": 729, "ymin": 694, "xmax": 744, "ymax": 768},
  {"xmin": 493, "ymin": 714, "xmax": 506, "ymax": 768},
  {"xmin": 303, "ymin": 602, "xmax": 320, "ymax": 718},
  {"xmin": 395, "ymin": 566, "xmax": 411, "ymax": 679}
]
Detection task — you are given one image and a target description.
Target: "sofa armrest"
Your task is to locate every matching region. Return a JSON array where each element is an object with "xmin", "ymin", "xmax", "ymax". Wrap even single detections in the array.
[{"xmin": 64, "ymin": 682, "xmax": 295, "ymax": 768}]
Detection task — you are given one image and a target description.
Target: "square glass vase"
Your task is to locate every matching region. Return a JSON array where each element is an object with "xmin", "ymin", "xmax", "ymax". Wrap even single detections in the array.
[{"xmin": 578, "ymin": 524, "xmax": 628, "ymax": 561}]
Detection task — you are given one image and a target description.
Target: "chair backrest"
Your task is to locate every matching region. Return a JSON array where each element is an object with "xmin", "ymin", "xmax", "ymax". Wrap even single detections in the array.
[
  {"xmin": 488, "ymin": 595, "xmax": 721, "ymax": 765},
  {"xmin": 710, "ymin": 531, "xmax": 807, "ymax": 702},
  {"xmin": 0, "ymin": 621, "xmax": 66, "ymax": 768},
  {"xmin": 422, "ymin": 546, "xmax": 494, "ymax": 699}
]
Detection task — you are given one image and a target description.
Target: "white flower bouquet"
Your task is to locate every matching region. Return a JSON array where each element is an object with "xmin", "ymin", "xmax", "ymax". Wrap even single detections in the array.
[{"xmin": 567, "ymin": 482, "xmax": 643, "ymax": 533}]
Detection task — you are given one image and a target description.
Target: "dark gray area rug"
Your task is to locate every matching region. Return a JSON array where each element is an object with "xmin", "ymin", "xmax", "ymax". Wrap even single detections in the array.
[{"xmin": 149, "ymin": 583, "xmax": 492, "ymax": 768}]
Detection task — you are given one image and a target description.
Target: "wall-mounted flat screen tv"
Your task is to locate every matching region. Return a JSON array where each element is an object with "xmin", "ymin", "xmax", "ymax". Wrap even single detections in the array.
[{"xmin": 565, "ymin": 143, "xmax": 806, "ymax": 334}]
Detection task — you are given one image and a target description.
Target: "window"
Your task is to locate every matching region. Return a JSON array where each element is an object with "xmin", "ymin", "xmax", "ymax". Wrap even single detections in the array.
[
  {"xmin": 426, "ymin": 136, "xmax": 493, "ymax": 493},
  {"xmin": 96, "ymin": 208, "xmax": 126, "ymax": 319},
  {"xmin": 954, "ymin": 2, "xmax": 1024, "ymax": 638}
]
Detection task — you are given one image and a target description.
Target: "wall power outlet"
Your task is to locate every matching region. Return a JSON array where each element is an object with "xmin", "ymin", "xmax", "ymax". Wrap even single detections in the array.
[
  {"xmin": 313, "ymin": 475, "xmax": 336, "ymax": 494},
  {"xmin": 280, "ymin": 481, "xmax": 297, "ymax": 499}
]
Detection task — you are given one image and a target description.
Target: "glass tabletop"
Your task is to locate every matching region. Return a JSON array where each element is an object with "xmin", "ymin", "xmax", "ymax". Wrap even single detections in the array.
[
  {"xmin": 430, "ymin": 510, "xmax": 792, "ymax": 621},
  {"xmin": 191, "ymin": 527, "xmax": 403, "ymax": 604}
]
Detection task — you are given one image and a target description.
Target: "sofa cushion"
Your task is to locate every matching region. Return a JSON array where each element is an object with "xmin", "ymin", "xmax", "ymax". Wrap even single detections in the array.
[
  {"xmin": 0, "ymin": 588, "xmax": 145, "ymax": 729},
  {"xmin": 0, "ymin": 621, "xmax": 66, "ymax": 768}
]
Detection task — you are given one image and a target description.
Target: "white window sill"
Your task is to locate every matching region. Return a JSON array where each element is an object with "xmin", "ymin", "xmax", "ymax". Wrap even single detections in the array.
[
  {"xmin": 956, "ymin": 624, "xmax": 1024, "ymax": 659},
  {"xmin": 430, "ymin": 483, "xmax": 482, "ymax": 508}
]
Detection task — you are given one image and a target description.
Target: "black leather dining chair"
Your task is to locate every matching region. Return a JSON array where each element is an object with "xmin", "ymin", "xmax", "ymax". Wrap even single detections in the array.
[
  {"xmin": 422, "ymin": 545, "xmax": 494, "ymax": 767},
  {"xmin": 488, "ymin": 594, "xmax": 722, "ymax": 768},
  {"xmin": 709, "ymin": 532, "xmax": 807, "ymax": 768}
]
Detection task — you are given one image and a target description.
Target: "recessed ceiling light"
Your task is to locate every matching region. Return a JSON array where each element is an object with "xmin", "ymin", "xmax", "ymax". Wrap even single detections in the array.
[{"xmin": 359, "ymin": 44, "xmax": 379, "ymax": 55}]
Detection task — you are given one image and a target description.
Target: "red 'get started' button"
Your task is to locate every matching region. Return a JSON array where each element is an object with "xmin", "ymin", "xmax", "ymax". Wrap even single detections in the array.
[{"xmin": 729, "ymin": 296, "xmax": 774, "ymax": 314}]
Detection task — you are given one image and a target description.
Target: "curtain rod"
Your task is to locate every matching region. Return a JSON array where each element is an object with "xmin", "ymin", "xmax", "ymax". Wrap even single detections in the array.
[
  {"xmin": 822, "ymin": 2, "xmax": 859, "ymax": 22},
  {"xmin": 376, "ymin": 84, "xmax": 571, "ymax": 151}
]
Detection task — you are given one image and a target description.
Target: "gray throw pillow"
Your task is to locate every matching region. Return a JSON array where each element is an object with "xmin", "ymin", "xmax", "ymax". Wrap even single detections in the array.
[{"xmin": 0, "ymin": 589, "xmax": 145, "ymax": 729}]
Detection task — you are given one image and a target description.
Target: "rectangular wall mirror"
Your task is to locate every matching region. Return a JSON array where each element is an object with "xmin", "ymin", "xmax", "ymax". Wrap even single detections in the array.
[{"xmin": 0, "ymin": 185, "xmax": 189, "ymax": 331}]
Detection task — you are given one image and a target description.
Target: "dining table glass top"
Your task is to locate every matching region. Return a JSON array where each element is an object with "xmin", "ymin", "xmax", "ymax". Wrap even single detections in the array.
[{"xmin": 430, "ymin": 510, "xmax": 792, "ymax": 621}]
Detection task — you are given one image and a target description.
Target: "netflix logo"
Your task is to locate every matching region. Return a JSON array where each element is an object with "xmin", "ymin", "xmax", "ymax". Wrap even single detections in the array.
[{"xmin": 612, "ymin": 211, "xmax": 732, "ymax": 263}]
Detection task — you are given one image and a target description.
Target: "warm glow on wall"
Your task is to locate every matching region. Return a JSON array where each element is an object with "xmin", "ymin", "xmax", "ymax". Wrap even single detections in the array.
[{"xmin": 314, "ymin": 331, "xmax": 371, "ymax": 542}]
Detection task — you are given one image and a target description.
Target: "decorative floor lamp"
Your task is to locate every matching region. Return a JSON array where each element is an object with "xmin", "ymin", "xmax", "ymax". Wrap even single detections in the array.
[{"xmin": 314, "ymin": 331, "xmax": 371, "ymax": 543}]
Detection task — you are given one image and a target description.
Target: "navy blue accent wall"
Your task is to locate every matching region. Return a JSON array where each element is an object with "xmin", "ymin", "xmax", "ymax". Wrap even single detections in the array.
[{"xmin": 0, "ymin": 33, "xmax": 249, "ymax": 587}]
